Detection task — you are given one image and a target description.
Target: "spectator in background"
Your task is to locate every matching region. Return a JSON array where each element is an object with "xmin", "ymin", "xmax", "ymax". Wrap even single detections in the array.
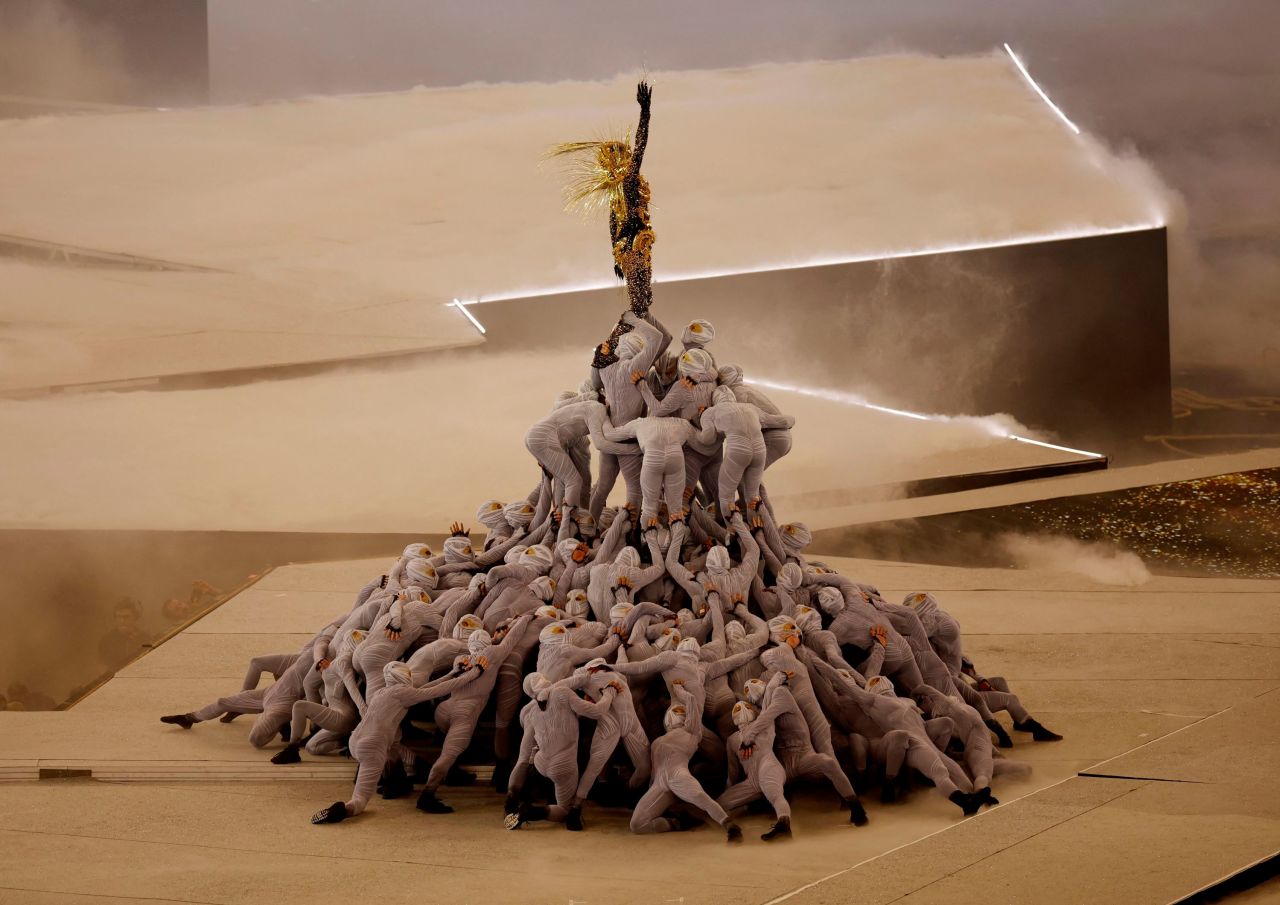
[{"xmin": 98, "ymin": 596, "xmax": 147, "ymax": 670}]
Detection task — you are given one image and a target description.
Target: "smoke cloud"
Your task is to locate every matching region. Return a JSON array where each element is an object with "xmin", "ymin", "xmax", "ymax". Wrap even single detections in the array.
[{"xmin": 999, "ymin": 532, "xmax": 1152, "ymax": 586}]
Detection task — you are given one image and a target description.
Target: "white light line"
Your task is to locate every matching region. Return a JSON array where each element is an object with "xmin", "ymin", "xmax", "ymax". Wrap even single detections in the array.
[
  {"xmin": 1004, "ymin": 42, "xmax": 1082, "ymax": 135},
  {"xmin": 1008, "ymin": 434, "xmax": 1105, "ymax": 459},
  {"xmin": 456, "ymin": 222, "xmax": 1157, "ymax": 305},
  {"xmin": 450, "ymin": 298, "xmax": 486, "ymax": 335},
  {"xmin": 745, "ymin": 376, "xmax": 1104, "ymax": 459}
]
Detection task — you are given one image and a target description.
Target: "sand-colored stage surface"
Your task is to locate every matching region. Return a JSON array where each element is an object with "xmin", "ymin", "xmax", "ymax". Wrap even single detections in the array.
[
  {"xmin": 1, "ymin": 554, "xmax": 1275, "ymax": 904},
  {"xmin": 0, "ymin": 52, "xmax": 1162, "ymax": 392}
]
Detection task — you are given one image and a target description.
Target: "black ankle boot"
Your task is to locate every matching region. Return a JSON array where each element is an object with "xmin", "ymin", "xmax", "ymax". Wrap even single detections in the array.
[{"xmin": 761, "ymin": 816, "xmax": 792, "ymax": 841}]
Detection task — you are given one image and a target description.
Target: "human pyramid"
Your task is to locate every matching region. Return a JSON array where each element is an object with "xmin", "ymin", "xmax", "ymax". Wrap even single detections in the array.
[{"xmin": 160, "ymin": 81, "xmax": 1061, "ymax": 842}]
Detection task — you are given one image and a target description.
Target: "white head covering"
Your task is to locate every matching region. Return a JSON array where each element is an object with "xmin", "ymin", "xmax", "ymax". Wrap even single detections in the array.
[
  {"xmin": 717, "ymin": 364, "xmax": 744, "ymax": 387},
  {"xmin": 678, "ymin": 348, "xmax": 716, "ymax": 380},
  {"xmin": 529, "ymin": 576, "xmax": 556, "ymax": 601},
  {"xmin": 767, "ymin": 616, "xmax": 800, "ymax": 645},
  {"xmin": 817, "ymin": 587, "xmax": 845, "ymax": 617},
  {"xmin": 616, "ymin": 331, "xmax": 646, "ymax": 359},
  {"xmin": 609, "ymin": 601, "xmax": 634, "ymax": 623},
  {"xmin": 725, "ymin": 620, "xmax": 747, "ymax": 644},
  {"xmin": 383, "ymin": 662, "xmax": 412, "ymax": 687},
  {"xmin": 452, "ymin": 614, "xmax": 483, "ymax": 641},
  {"xmin": 534, "ymin": 605, "xmax": 561, "ymax": 620},
  {"xmin": 654, "ymin": 627, "xmax": 681, "ymax": 651},
  {"xmin": 780, "ymin": 522, "xmax": 812, "ymax": 553},
  {"xmin": 711, "ymin": 385, "xmax": 736, "ymax": 407},
  {"xmin": 705, "ymin": 545, "xmax": 730, "ymax": 575},
  {"xmin": 663, "ymin": 703, "xmax": 687, "ymax": 732},
  {"xmin": 522, "ymin": 672, "xmax": 552, "ymax": 702},
  {"xmin": 539, "ymin": 621, "xmax": 569, "ymax": 646},
  {"xmin": 555, "ymin": 538, "xmax": 581, "ymax": 564},
  {"xmin": 572, "ymin": 508, "xmax": 596, "ymax": 538},
  {"xmin": 654, "ymin": 352, "xmax": 679, "ymax": 384},
  {"xmin": 518, "ymin": 545, "xmax": 554, "ymax": 573},
  {"xmin": 584, "ymin": 657, "xmax": 611, "ymax": 671},
  {"xmin": 615, "ymin": 546, "xmax": 640, "ymax": 570},
  {"xmin": 337, "ymin": 628, "xmax": 365, "ymax": 658},
  {"xmin": 476, "ymin": 500, "xmax": 507, "ymax": 530},
  {"xmin": 867, "ymin": 675, "xmax": 896, "ymax": 697},
  {"xmin": 794, "ymin": 605, "xmax": 821, "ymax": 635},
  {"xmin": 731, "ymin": 700, "xmax": 757, "ymax": 729},
  {"xmin": 406, "ymin": 560, "xmax": 438, "ymax": 590},
  {"xmin": 504, "ymin": 500, "xmax": 536, "ymax": 528},
  {"xmin": 904, "ymin": 592, "xmax": 941, "ymax": 624},
  {"xmin": 777, "ymin": 562, "xmax": 803, "ymax": 592},
  {"xmin": 402, "ymin": 542, "xmax": 432, "ymax": 559},
  {"xmin": 682, "ymin": 319, "xmax": 715, "ymax": 348},
  {"xmin": 443, "ymin": 537, "xmax": 473, "ymax": 563},
  {"xmin": 677, "ymin": 637, "xmax": 700, "ymax": 655},
  {"xmin": 675, "ymin": 607, "xmax": 696, "ymax": 626},
  {"xmin": 743, "ymin": 678, "xmax": 767, "ymax": 705},
  {"xmin": 467, "ymin": 630, "xmax": 492, "ymax": 656},
  {"xmin": 468, "ymin": 572, "xmax": 487, "ymax": 592},
  {"xmin": 564, "ymin": 590, "xmax": 589, "ymax": 619}
]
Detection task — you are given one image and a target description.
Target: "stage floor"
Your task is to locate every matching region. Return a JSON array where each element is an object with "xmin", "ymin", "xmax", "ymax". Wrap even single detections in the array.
[{"xmin": 1, "ymin": 554, "xmax": 1275, "ymax": 904}]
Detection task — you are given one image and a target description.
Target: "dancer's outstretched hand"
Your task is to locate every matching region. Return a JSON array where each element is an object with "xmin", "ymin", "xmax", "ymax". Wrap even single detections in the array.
[{"xmin": 637, "ymin": 81, "xmax": 652, "ymax": 107}]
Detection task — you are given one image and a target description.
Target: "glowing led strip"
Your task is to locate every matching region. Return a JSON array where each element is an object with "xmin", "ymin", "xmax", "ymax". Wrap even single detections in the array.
[
  {"xmin": 450, "ymin": 298, "xmax": 486, "ymax": 335},
  {"xmin": 1004, "ymin": 42, "xmax": 1081, "ymax": 136},
  {"xmin": 450, "ymin": 223, "xmax": 1155, "ymax": 306},
  {"xmin": 745, "ymin": 376, "xmax": 1104, "ymax": 459}
]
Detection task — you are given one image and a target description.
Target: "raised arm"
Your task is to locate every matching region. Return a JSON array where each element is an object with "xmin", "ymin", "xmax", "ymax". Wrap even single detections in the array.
[
  {"xmin": 404, "ymin": 664, "xmax": 482, "ymax": 704},
  {"xmin": 631, "ymin": 81, "xmax": 651, "ymax": 173},
  {"xmin": 731, "ymin": 515, "xmax": 760, "ymax": 577}
]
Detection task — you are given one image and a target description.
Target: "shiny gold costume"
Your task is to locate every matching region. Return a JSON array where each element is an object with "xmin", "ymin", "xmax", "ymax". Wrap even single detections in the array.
[{"xmin": 548, "ymin": 82, "xmax": 654, "ymax": 367}]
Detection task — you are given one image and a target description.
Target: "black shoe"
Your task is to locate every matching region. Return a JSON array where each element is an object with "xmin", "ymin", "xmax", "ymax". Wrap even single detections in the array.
[
  {"xmin": 219, "ymin": 712, "xmax": 239, "ymax": 723},
  {"xmin": 311, "ymin": 801, "xmax": 348, "ymax": 824},
  {"xmin": 846, "ymin": 797, "xmax": 869, "ymax": 826},
  {"xmin": 380, "ymin": 761, "xmax": 412, "ymax": 799},
  {"xmin": 1014, "ymin": 718, "xmax": 1063, "ymax": 742},
  {"xmin": 986, "ymin": 719, "xmax": 1013, "ymax": 749},
  {"xmin": 415, "ymin": 791, "xmax": 454, "ymax": 813},
  {"xmin": 279, "ymin": 723, "xmax": 291, "ymax": 743},
  {"xmin": 444, "ymin": 765, "xmax": 477, "ymax": 786},
  {"xmin": 761, "ymin": 817, "xmax": 792, "ymax": 841},
  {"xmin": 977, "ymin": 786, "xmax": 999, "ymax": 807},
  {"xmin": 725, "ymin": 822, "xmax": 744, "ymax": 843},
  {"xmin": 160, "ymin": 713, "xmax": 196, "ymax": 729},
  {"xmin": 949, "ymin": 790, "xmax": 979, "ymax": 816},
  {"xmin": 565, "ymin": 806, "xmax": 584, "ymax": 832},
  {"xmin": 271, "ymin": 746, "xmax": 301, "ymax": 765}
]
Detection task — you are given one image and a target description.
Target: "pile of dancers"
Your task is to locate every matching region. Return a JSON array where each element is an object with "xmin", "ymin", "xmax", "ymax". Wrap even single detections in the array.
[{"xmin": 160, "ymin": 308, "xmax": 1062, "ymax": 842}]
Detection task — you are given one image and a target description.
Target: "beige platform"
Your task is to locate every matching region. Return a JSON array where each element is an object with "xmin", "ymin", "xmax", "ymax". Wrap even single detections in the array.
[{"xmin": 0, "ymin": 554, "xmax": 1276, "ymax": 905}]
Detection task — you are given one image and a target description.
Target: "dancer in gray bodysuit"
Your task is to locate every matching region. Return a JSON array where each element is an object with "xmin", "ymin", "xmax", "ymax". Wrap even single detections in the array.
[
  {"xmin": 561, "ymin": 659, "xmax": 652, "ymax": 806},
  {"xmin": 680, "ymin": 318, "xmax": 715, "ymax": 356},
  {"xmin": 805, "ymin": 656, "xmax": 978, "ymax": 814},
  {"xmin": 271, "ymin": 628, "xmax": 365, "ymax": 763},
  {"xmin": 354, "ymin": 590, "xmax": 435, "ymax": 699},
  {"xmin": 912, "ymin": 683, "xmax": 1026, "ymax": 807},
  {"xmin": 906, "ymin": 592, "xmax": 1062, "ymax": 743},
  {"xmin": 506, "ymin": 673, "xmax": 620, "ymax": 830},
  {"xmin": 760, "ymin": 629, "xmax": 836, "ymax": 757},
  {"xmin": 816, "ymin": 584, "xmax": 925, "ymax": 693},
  {"xmin": 602, "ymin": 413, "xmax": 706, "ymax": 528},
  {"xmin": 525, "ymin": 396, "xmax": 634, "ymax": 515},
  {"xmin": 694, "ymin": 386, "xmax": 794, "ymax": 520},
  {"xmin": 310, "ymin": 660, "xmax": 484, "ymax": 824},
  {"xmin": 719, "ymin": 700, "xmax": 793, "ymax": 840},
  {"xmin": 740, "ymin": 673, "xmax": 868, "ymax": 826},
  {"xmin": 416, "ymin": 613, "xmax": 536, "ymax": 813},
  {"xmin": 718, "ymin": 364, "xmax": 793, "ymax": 471},
  {"xmin": 629, "ymin": 681, "xmax": 743, "ymax": 841},
  {"xmin": 589, "ymin": 310, "xmax": 670, "ymax": 522},
  {"xmin": 958, "ymin": 655, "xmax": 1061, "ymax": 741}
]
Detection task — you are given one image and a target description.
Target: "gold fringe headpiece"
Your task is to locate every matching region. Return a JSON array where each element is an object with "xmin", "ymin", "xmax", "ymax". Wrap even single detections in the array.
[{"xmin": 545, "ymin": 134, "xmax": 634, "ymax": 219}]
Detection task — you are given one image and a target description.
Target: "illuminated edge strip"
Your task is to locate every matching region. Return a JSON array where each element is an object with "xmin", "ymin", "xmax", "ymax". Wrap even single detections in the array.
[
  {"xmin": 745, "ymin": 375, "xmax": 1104, "ymax": 460},
  {"xmin": 1003, "ymin": 42, "xmax": 1081, "ymax": 135},
  {"xmin": 450, "ymin": 298, "xmax": 486, "ymax": 335},
  {"xmin": 452, "ymin": 222, "xmax": 1156, "ymax": 305}
]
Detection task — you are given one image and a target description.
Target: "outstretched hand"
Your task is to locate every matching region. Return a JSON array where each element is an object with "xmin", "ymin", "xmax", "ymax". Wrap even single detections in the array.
[
  {"xmin": 449, "ymin": 521, "xmax": 469, "ymax": 538},
  {"xmin": 637, "ymin": 81, "xmax": 652, "ymax": 108}
]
